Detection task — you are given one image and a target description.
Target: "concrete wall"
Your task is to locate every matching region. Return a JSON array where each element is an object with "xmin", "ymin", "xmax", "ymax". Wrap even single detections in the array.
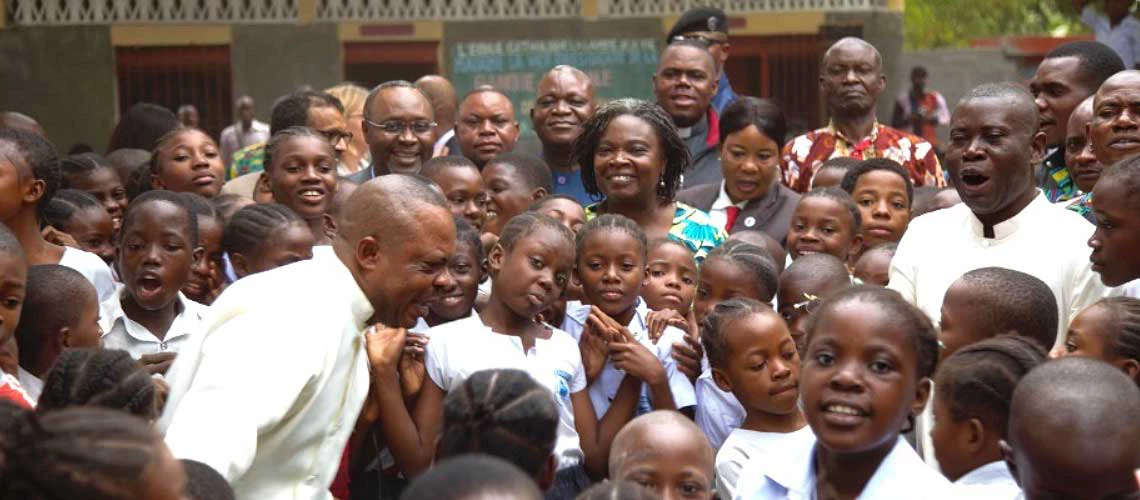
[
  {"xmin": 0, "ymin": 25, "xmax": 116, "ymax": 152},
  {"xmin": 230, "ymin": 23, "xmax": 342, "ymax": 123},
  {"xmin": 899, "ymin": 47, "xmax": 1021, "ymax": 144}
]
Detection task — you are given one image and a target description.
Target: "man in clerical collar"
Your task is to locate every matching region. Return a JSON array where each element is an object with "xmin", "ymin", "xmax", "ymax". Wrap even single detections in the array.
[
  {"xmin": 782, "ymin": 37, "xmax": 944, "ymax": 193},
  {"xmin": 666, "ymin": 6, "xmax": 737, "ymax": 115},
  {"xmin": 1029, "ymin": 40, "xmax": 1124, "ymax": 202},
  {"xmin": 654, "ymin": 40, "xmax": 721, "ymax": 189}
]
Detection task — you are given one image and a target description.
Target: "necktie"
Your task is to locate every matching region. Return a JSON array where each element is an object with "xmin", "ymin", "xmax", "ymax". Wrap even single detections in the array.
[{"xmin": 725, "ymin": 206, "xmax": 741, "ymax": 233}]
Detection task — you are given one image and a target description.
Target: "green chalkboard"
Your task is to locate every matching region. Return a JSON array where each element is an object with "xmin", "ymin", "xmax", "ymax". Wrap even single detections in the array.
[{"xmin": 448, "ymin": 38, "xmax": 660, "ymax": 136}]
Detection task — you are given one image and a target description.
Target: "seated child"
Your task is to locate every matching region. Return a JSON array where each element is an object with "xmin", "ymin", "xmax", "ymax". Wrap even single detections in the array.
[
  {"xmin": 43, "ymin": 189, "xmax": 116, "ymax": 265},
  {"xmin": 786, "ymin": 187, "xmax": 863, "ymax": 265},
  {"xmin": 482, "ymin": 152, "xmax": 551, "ymax": 236},
  {"xmin": 0, "ymin": 223, "xmax": 31, "ymax": 409},
  {"xmin": 261, "ymin": 127, "xmax": 339, "ymax": 245},
  {"xmin": 852, "ymin": 242, "xmax": 896, "ymax": 287},
  {"xmin": 691, "ymin": 240, "xmax": 781, "ymax": 449},
  {"xmin": 701, "ymin": 299, "xmax": 813, "ymax": 499},
  {"xmin": 839, "ymin": 158, "xmax": 913, "ymax": 252},
  {"xmin": 223, "ymin": 203, "xmax": 314, "ymax": 280},
  {"xmin": 1089, "ymin": 154, "xmax": 1140, "ymax": 292},
  {"xmin": 182, "ymin": 458, "xmax": 237, "ymax": 500},
  {"xmin": 437, "ymin": 368, "xmax": 559, "ymax": 491},
  {"xmin": 776, "ymin": 253, "xmax": 852, "ymax": 348},
  {"xmin": 939, "ymin": 267, "xmax": 1058, "ymax": 358},
  {"xmin": 642, "ymin": 239, "xmax": 698, "ymax": 342},
  {"xmin": 101, "ymin": 191, "xmax": 206, "ymax": 373},
  {"xmin": 13, "ymin": 265, "xmax": 102, "ymax": 400},
  {"xmin": 400, "ymin": 455, "xmax": 543, "ymax": 500},
  {"xmin": 608, "ymin": 410, "xmax": 715, "ymax": 500},
  {"xmin": 735, "ymin": 286, "xmax": 950, "ymax": 498},
  {"xmin": 1058, "ymin": 297, "xmax": 1140, "ymax": 383},
  {"xmin": 37, "ymin": 348, "xmax": 159, "ymax": 420},
  {"xmin": 809, "ymin": 157, "xmax": 859, "ymax": 190},
  {"xmin": 932, "ymin": 335, "xmax": 1045, "ymax": 497},
  {"xmin": 0, "ymin": 128, "xmax": 115, "ymax": 301},
  {"xmin": 561, "ymin": 215, "xmax": 695, "ymax": 417},
  {"xmin": 530, "ymin": 195, "xmax": 587, "ymax": 235},
  {"xmin": 0, "ymin": 405, "xmax": 186, "ymax": 499},
  {"xmin": 423, "ymin": 156, "xmax": 487, "ymax": 231},
  {"xmin": 149, "ymin": 127, "xmax": 225, "ymax": 198},
  {"xmin": 60, "ymin": 153, "xmax": 129, "ymax": 235},
  {"xmin": 183, "ymin": 193, "xmax": 225, "ymax": 304},
  {"xmin": 1004, "ymin": 357, "xmax": 1140, "ymax": 500}
]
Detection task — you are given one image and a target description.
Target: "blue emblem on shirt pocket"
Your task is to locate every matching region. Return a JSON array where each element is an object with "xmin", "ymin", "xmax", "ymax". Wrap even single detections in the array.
[{"xmin": 555, "ymin": 369, "xmax": 572, "ymax": 399}]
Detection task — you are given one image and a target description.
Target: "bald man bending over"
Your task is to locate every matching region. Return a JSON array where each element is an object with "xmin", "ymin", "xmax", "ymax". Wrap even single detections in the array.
[
  {"xmin": 415, "ymin": 75, "xmax": 460, "ymax": 156},
  {"xmin": 160, "ymin": 175, "xmax": 457, "ymax": 500}
]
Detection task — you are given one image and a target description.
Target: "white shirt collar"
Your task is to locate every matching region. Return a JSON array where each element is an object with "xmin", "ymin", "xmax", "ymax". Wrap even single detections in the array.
[
  {"xmin": 956, "ymin": 461, "xmax": 1015, "ymax": 487},
  {"xmin": 100, "ymin": 285, "xmax": 204, "ymax": 345},
  {"xmin": 967, "ymin": 190, "xmax": 1050, "ymax": 240},
  {"xmin": 711, "ymin": 182, "xmax": 743, "ymax": 211},
  {"xmin": 565, "ymin": 297, "xmax": 650, "ymax": 332},
  {"xmin": 433, "ymin": 128, "xmax": 456, "ymax": 153},
  {"xmin": 16, "ymin": 366, "xmax": 42, "ymax": 402},
  {"xmin": 766, "ymin": 437, "xmax": 944, "ymax": 498},
  {"xmin": 677, "ymin": 126, "xmax": 693, "ymax": 139}
]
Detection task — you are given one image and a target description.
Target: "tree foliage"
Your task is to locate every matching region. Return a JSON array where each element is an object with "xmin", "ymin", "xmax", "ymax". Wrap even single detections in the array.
[{"xmin": 905, "ymin": 0, "xmax": 1088, "ymax": 49}]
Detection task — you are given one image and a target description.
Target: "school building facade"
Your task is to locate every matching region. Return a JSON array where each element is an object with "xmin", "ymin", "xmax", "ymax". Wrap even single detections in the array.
[{"xmin": 0, "ymin": 0, "xmax": 906, "ymax": 153}]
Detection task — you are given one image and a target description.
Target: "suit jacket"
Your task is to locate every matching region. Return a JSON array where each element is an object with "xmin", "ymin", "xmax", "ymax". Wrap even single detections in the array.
[
  {"xmin": 675, "ymin": 181, "xmax": 801, "ymax": 245},
  {"xmin": 680, "ymin": 114, "xmax": 723, "ymax": 189}
]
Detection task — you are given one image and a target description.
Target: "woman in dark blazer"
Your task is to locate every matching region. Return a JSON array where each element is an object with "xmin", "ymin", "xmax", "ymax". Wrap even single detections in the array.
[{"xmin": 676, "ymin": 97, "xmax": 800, "ymax": 245}]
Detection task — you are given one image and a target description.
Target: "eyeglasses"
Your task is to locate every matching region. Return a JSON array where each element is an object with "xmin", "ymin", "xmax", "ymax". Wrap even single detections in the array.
[
  {"xmin": 671, "ymin": 34, "xmax": 728, "ymax": 47},
  {"xmin": 779, "ymin": 293, "xmax": 821, "ymax": 323},
  {"xmin": 318, "ymin": 129, "xmax": 353, "ymax": 145},
  {"xmin": 364, "ymin": 118, "xmax": 436, "ymax": 135}
]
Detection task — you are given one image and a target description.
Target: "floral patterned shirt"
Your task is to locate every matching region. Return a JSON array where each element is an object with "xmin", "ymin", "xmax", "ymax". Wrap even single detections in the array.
[
  {"xmin": 227, "ymin": 142, "xmax": 266, "ymax": 180},
  {"xmin": 585, "ymin": 202, "xmax": 727, "ymax": 263},
  {"xmin": 781, "ymin": 121, "xmax": 945, "ymax": 192}
]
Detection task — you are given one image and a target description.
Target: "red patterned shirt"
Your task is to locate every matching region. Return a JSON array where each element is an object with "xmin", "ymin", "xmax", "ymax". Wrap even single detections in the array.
[{"xmin": 781, "ymin": 121, "xmax": 945, "ymax": 192}]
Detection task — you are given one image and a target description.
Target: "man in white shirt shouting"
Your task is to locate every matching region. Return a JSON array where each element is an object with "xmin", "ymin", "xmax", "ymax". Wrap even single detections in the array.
[{"xmin": 160, "ymin": 175, "xmax": 456, "ymax": 499}]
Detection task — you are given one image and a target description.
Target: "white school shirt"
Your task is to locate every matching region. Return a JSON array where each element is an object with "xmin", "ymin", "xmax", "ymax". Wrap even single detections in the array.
[
  {"xmin": 695, "ymin": 368, "xmax": 746, "ymax": 450},
  {"xmin": 160, "ymin": 246, "xmax": 372, "ymax": 500},
  {"xmin": 952, "ymin": 461, "xmax": 1021, "ymax": 500},
  {"xmin": 1081, "ymin": 6, "xmax": 1140, "ymax": 68},
  {"xmin": 99, "ymin": 285, "xmax": 207, "ymax": 360},
  {"xmin": 560, "ymin": 299, "xmax": 697, "ymax": 416},
  {"xmin": 59, "ymin": 247, "xmax": 117, "ymax": 302},
  {"xmin": 733, "ymin": 437, "xmax": 952, "ymax": 500},
  {"xmin": 708, "ymin": 182, "xmax": 744, "ymax": 231},
  {"xmin": 889, "ymin": 191, "xmax": 1113, "ymax": 349},
  {"xmin": 716, "ymin": 426, "xmax": 815, "ymax": 500},
  {"xmin": 410, "ymin": 308, "xmax": 476, "ymax": 333},
  {"xmin": 16, "ymin": 366, "xmax": 42, "ymax": 403},
  {"xmin": 425, "ymin": 314, "xmax": 587, "ymax": 469}
]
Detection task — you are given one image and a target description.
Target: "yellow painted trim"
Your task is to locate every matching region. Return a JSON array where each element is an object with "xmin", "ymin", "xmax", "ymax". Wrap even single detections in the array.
[
  {"xmin": 888, "ymin": 0, "xmax": 905, "ymax": 12},
  {"xmin": 110, "ymin": 24, "xmax": 231, "ymax": 46},
  {"xmin": 337, "ymin": 20, "xmax": 442, "ymax": 42},
  {"xmin": 663, "ymin": 11, "xmax": 823, "ymax": 37},
  {"xmin": 736, "ymin": 12, "xmax": 825, "ymax": 35},
  {"xmin": 298, "ymin": 0, "xmax": 317, "ymax": 23},
  {"xmin": 581, "ymin": 0, "xmax": 598, "ymax": 19}
]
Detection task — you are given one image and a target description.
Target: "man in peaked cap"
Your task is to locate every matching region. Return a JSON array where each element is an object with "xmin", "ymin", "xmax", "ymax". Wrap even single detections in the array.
[{"xmin": 667, "ymin": 6, "xmax": 737, "ymax": 114}]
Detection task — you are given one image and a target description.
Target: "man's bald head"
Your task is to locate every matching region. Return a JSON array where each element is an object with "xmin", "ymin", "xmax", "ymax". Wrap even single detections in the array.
[
  {"xmin": 822, "ymin": 37, "xmax": 882, "ymax": 71},
  {"xmin": 0, "ymin": 112, "xmax": 45, "ymax": 137},
  {"xmin": 609, "ymin": 410, "xmax": 713, "ymax": 478},
  {"xmin": 958, "ymin": 82, "xmax": 1040, "ymax": 130},
  {"xmin": 337, "ymin": 174, "xmax": 448, "ymax": 247},
  {"xmin": 1007, "ymin": 357, "xmax": 1140, "ymax": 499},
  {"xmin": 415, "ymin": 75, "xmax": 458, "ymax": 129}
]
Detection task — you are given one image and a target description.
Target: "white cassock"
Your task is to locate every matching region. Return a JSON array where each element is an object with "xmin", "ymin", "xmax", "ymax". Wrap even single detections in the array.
[{"xmin": 159, "ymin": 246, "xmax": 372, "ymax": 500}]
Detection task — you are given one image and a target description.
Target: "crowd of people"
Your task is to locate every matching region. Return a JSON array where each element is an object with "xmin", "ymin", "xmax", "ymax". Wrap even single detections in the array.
[{"xmin": 0, "ymin": 4, "xmax": 1139, "ymax": 500}]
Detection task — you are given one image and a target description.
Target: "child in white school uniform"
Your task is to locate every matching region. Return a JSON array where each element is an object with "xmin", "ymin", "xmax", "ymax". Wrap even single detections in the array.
[
  {"xmin": 932, "ymin": 335, "xmax": 1044, "ymax": 499},
  {"xmin": 700, "ymin": 298, "xmax": 814, "ymax": 499},
  {"xmin": 734, "ymin": 286, "xmax": 951, "ymax": 499},
  {"xmin": 689, "ymin": 240, "xmax": 781, "ymax": 449},
  {"xmin": 100, "ymin": 191, "xmax": 206, "ymax": 374},
  {"xmin": 366, "ymin": 213, "xmax": 663, "ymax": 500},
  {"xmin": 560, "ymin": 215, "xmax": 695, "ymax": 417}
]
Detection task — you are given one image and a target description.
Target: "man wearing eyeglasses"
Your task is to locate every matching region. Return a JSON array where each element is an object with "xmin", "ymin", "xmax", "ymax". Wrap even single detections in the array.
[
  {"xmin": 344, "ymin": 81, "xmax": 436, "ymax": 185},
  {"xmin": 666, "ymin": 7, "xmax": 737, "ymax": 115}
]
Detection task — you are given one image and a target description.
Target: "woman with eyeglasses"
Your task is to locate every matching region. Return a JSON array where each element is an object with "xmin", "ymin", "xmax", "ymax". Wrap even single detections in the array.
[
  {"xmin": 325, "ymin": 83, "xmax": 371, "ymax": 176},
  {"xmin": 573, "ymin": 98, "xmax": 726, "ymax": 263}
]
